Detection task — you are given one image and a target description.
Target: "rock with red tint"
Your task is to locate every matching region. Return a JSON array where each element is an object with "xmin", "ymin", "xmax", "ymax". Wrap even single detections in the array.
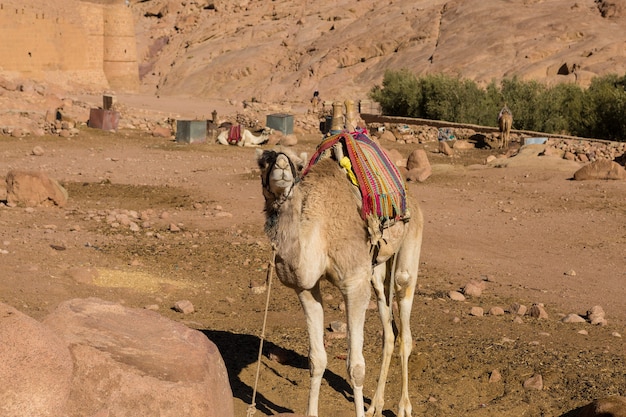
[
  {"xmin": 43, "ymin": 298, "xmax": 234, "ymax": 417},
  {"xmin": 0, "ymin": 302, "xmax": 73, "ymax": 417}
]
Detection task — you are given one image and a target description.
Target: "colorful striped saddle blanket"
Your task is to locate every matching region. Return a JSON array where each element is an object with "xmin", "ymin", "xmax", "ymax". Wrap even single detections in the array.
[{"xmin": 302, "ymin": 131, "xmax": 407, "ymax": 223}]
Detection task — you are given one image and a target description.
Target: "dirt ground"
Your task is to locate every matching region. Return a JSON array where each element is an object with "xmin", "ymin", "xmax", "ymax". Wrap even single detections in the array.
[{"xmin": 1, "ymin": 122, "xmax": 625, "ymax": 417}]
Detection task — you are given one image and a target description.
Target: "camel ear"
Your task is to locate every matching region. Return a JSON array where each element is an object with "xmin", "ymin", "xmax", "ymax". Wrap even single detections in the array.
[{"xmin": 298, "ymin": 152, "xmax": 308, "ymax": 169}]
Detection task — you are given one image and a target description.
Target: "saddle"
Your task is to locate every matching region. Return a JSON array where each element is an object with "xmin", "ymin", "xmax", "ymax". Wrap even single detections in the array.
[
  {"xmin": 302, "ymin": 131, "xmax": 410, "ymax": 262},
  {"xmin": 227, "ymin": 124, "xmax": 242, "ymax": 144}
]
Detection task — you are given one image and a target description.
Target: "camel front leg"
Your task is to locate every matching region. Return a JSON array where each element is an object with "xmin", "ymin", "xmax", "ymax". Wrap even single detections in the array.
[
  {"xmin": 366, "ymin": 263, "xmax": 394, "ymax": 417},
  {"xmin": 297, "ymin": 285, "xmax": 326, "ymax": 417}
]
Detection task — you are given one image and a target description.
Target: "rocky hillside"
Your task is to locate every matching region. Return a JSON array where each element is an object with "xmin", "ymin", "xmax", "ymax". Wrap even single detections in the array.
[{"xmin": 133, "ymin": 0, "xmax": 626, "ymax": 104}]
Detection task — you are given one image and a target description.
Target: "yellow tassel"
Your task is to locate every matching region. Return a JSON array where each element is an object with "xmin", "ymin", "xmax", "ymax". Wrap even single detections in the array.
[{"xmin": 340, "ymin": 156, "xmax": 358, "ymax": 186}]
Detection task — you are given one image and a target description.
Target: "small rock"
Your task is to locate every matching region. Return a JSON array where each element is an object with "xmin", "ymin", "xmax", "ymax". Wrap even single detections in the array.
[
  {"xmin": 529, "ymin": 304, "xmax": 549, "ymax": 319},
  {"xmin": 508, "ymin": 303, "xmax": 527, "ymax": 316},
  {"xmin": 489, "ymin": 369, "xmax": 502, "ymax": 383},
  {"xmin": 469, "ymin": 306, "xmax": 484, "ymax": 317},
  {"xmin": 329, "ymin": 321, "xmax": 347, "ymax": 333},
  {"xmin": 564, "ymin": 269, "xmax": 577, "ymax": 276},
  {"xmin": 562, "ymin": 313, "xmax": 586, "ymax": 323},
  {"xmin": 523, "ymin": 374, "xmax": 543, "ymax": 390},
  {"xmin": 488, "ymin": 306, "xmax": 505, "ymax": 316},
  {"xmin": 32, "ymin": 146, "xmax": 45, "ymax": 156},
  {"xmin": 169, "ymin": 223, "xmax": 181, "ymax": 232},
  {"xmin": 463, "ymin": 280, "xmax": 484, "ymax": 297},
  {"xmin": 448, "ymin": 290, "xmax": 465, "ymax": 301},
  {"xmin": 173, "ymin": 300, "xmax": 194, "ymax": 314}
]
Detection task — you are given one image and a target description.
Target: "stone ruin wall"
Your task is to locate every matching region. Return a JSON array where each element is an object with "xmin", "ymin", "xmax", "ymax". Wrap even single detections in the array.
[{"xmin": 0, "ymin": 0, "xmax": 138, "ymax": 92}]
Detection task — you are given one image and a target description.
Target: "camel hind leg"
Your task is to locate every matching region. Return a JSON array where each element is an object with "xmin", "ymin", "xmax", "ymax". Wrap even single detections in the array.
[
  {"xmin": 367, "ymin": 205, "xmax": 423, "ymax": 417},
  {"xmin": 366, "ymin": 262, "xmax": 396, "ymax": 417},
  {"xmin": 394, "ymin": 206, "xmax": 423, "ymax": 417}
]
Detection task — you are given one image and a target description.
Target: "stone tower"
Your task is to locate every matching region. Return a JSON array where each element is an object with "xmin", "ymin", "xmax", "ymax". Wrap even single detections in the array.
[{"xmin": 102, "ymin": 0, "xmax": 139, "ymax": 92}]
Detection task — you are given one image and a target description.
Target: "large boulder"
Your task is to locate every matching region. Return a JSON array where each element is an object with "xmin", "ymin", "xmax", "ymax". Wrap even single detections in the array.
[
  {"xmin": 573, "ymin": 159, "xmax": 626, "ymax": 181},
  {"xmin": 576, "ymin": 396, "xmax": 626, "ymax": 417},
  {"xmin": 0, "ymin": 303, "xmax": 73, "ymax": 417},
  {"xmin": 43, "ymin": 298, "xmax": 234, "ymax": 417},
  {"xmin": 5, "ymin": 170, "xmax": 68, "ymax": 207},
  {"xmin": 405, "ymin": 149, "xmax": 432, "ymax": 182}
]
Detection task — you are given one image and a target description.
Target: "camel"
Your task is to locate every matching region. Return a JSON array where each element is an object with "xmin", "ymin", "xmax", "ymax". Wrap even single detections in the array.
[
  {"xmin": 216, "ymin": 125, "xmax": 272, "ymax": 147},
  {"xmin": 498, "ymin": 106, "xmax": 513, "ymax": 150},
  {"xmin": 256, "ymin": 142, "xmax": 423, "ymax": 417}
]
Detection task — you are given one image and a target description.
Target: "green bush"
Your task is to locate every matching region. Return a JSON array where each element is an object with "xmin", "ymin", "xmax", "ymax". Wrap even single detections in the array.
[{"xmin": 368, "ymin": 71, "xmax": 625, "ymax": 141}]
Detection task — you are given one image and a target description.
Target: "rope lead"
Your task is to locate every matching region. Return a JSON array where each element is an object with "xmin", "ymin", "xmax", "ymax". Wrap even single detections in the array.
[{"xmin": 247, "ymin": 245, "xmax": 277, "ymax": 417}]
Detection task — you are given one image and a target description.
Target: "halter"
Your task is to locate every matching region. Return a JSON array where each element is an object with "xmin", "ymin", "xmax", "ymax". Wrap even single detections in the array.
[{"xmin": 261, "ymin": 151, "xmax": 301, "ymax": 206}]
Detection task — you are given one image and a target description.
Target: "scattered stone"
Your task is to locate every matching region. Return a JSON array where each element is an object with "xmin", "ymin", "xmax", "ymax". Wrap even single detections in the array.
[
  {"xmin": 508, "ymin": 303, "xmax": 527, "ymax": 316},
  {"xmin": 250, "ymin": 280, "xmax": 267, "ymax": 295},
  {"xmin": 452, "ymin": 140, "xmax": 474, "ymax": 150},
  {"xmin": 379, "ymin": 130, "xmax": 396, "ymax": 142},
  {"xmin": 173, "ymin": 299, "xmax": 194, "ymax": 314},
  {"xmin": 463, "ymin": 280, "xmax": 485, "ymax": 297},
  {"xmin": 31, "ymin": 146, "xmax": 45, "ymax": 156},
  {"xmin": 144, "ymin": 304, "xmax": 159, "ymax": 311},
  {"xmin": 562, "ymin": 313, "xmax": 586, "ymax": 323},
  {"xmin": 169, "ymin": 223, "xmax": 181, "ymax": 232},
  {"xmin": 151, "ymin": 126, "xmax": 172, "ymax": 138},
  {"xmin": 439, "ymin": 140, "xmax": 453, "ymax": 156},
  {"xmin": 448, "ymin": 290, "xmax": 465, "ymax": 301},
  {"xmin": 565, "ymin": 269, "xmax": 577, "ymax": 276},
  {"xmin": 586, "ymin": 305, "xmax": 606, "ymax": 325},
  {"xmin": 488, "ymin": 306, "xmax": 505, "ymax": 316},
  {"xmin": 523, "ymin": 374, "xmax": 543, "ymax": 391},
  {"xmin": 329, "ymin": 320, "xmax": 347, "ymax": 333},
  {"xmin": 513, "ymin": 316, "xmax": 524, "ymax": 324},
  {"xmin": 578, "ymin": 330, "xmax": 589, "ymax": 335},
  {"xmin": 529, "ymin": 304, "xmax": 549, "ymax": 319},
  {"xmin": 469, "ymin": 306, "xmax": 484, "ymax": 317},
  {"xmin": 611, "ymin": 332, "xmax": 622, "ymax": 338},
  {"xmin": 489, "ymin": 369, "xmax": 502, "ymax": 383}
]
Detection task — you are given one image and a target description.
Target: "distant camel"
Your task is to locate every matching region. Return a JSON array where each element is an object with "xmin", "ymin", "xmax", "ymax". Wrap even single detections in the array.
[
  {"xmin": 498, "ymin": 106, "xmax": 513, "ymax": 149},
  {"xmin": 256, "ymin": 137, "xmax": 423, "ymax": 417},
  {"xmin": 216, "ymin": 125, "xmax": 272, "ymax": 147}
]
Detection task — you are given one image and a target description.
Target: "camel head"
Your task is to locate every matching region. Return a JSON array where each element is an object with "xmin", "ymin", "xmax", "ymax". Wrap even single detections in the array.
[{"xmin": 256, "ymin": 148, "xmax": 307, "ymax": 205}]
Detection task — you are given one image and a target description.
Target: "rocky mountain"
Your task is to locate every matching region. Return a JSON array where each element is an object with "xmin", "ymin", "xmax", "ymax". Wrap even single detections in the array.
[{"xmin": 133, "ymin": 0, "xmax": 626, "ymax": 105}]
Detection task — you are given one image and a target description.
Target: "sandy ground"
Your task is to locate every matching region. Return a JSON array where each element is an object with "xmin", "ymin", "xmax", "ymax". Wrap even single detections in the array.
[{"xmin": 0, "ymin": 101, "xmax": 625, "ymax": 416}]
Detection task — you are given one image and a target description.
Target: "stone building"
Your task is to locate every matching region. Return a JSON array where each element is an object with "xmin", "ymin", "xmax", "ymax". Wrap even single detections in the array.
[{"xmin": 0, "ymin": 0, "xmax": 139, "ymax": 92}]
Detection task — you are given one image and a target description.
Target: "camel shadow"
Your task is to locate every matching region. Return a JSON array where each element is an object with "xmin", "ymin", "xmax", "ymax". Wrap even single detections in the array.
[{"xmin": 201, "ymin": 329, "xmax": 356, "ymax": 415}]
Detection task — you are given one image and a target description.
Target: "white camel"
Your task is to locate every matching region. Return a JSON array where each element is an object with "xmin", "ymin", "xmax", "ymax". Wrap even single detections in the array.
[
  {"xmin": 256, "ymin": 146, "xmax": 423, "ymax": 417},
  {"xmin": 216, "ymin": 126, "xmax": 272, "ymax": 147}
]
